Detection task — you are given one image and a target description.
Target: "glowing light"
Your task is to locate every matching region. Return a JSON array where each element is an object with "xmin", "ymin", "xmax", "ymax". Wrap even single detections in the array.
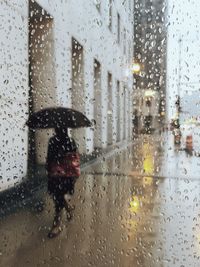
[
  {"xmin": 144, "ymin": 90, "xmax": 156, "ymax": 97},
  {"xmin": 129, "ymin": 196, "xmax": 140, "ymax": 213},
  {"xmin": 131, "ymin": 63, "xmax": 141, "ymax": 73}
]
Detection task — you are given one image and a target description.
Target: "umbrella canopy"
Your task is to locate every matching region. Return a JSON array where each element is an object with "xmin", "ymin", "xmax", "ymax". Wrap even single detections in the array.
[{"xmin": 26, "ymin": 107, "xmax": 92, "ymax": 129}]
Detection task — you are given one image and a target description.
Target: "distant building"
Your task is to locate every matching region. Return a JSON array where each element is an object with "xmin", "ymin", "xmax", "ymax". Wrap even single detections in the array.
[
  {"xmin": 0, "ymin": 0, "xmax": 134, "ymax": 191},
  {"xmin": 133, "ymin": 0, "xmax": 167, "ymax": 132},
  {"xmin": 180, "ymin": 91, "xmax": 200, "ymax": 123}
]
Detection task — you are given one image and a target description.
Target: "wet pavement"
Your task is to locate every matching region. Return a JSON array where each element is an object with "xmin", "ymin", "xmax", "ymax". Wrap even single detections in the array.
[{"xmin": 1, "ymin": 131, "xmax": 200, "ymax": 266}]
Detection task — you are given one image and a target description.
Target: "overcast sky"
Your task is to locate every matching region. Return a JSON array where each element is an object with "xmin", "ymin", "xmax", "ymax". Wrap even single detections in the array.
[{"xmin": 166, "ymin": 0, "xmax": 200, "ymax": 119}]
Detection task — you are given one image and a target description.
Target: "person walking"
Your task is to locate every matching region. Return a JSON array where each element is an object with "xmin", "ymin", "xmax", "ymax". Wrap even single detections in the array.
[{"xmin": 46, "ymin": 127, "xmax": 80, "ymax": 238}]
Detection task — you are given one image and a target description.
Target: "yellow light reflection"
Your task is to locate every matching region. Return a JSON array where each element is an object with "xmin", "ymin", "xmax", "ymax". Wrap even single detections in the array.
[
  {"xmin": 143, "ymin": 176, "xmax": 153, "ymax": 186},
  {"xmin": 143, "ymin": 156, "xmax": 154, "ymax": 174},
  {"xmin": 143, "ymin": 143, "xmax": 154, "ymax": 175},
  {"xmin": 126, "ymin": 141, "xmax": 155, "ymax": 237},
  {"xmin": 129, "ymin": 196, "xmax": 140, "ymax": 213}
]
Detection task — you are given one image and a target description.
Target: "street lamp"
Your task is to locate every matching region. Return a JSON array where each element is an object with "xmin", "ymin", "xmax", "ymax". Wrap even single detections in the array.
[
  {"xmin": 176, "ymin": 38, "xmax": 182, "ymax": 118},
  {"xmin": 131, "ymin": 62, "xmax": 141, "ymax": 74}
]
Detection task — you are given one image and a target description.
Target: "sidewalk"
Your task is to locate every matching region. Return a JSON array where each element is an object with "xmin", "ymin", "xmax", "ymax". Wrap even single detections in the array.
[
  {"xmin": 1, "ymin": 132, "xmax": 200, "ymax": 267},
  {"xmin": 0, "ymin": 140, "xmax": 131, "ymax": 217},
  {"xmin": 0, "ymin": 143, "xmax": 138, "ymax": 267}
]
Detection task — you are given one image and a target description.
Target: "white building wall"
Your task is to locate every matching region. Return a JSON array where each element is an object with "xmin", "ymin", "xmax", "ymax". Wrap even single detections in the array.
[
  {"xmin": 0, "ymin": 0, "xmax": 134, "ymax": 192},
  {"xmin": 0, "ymin": 0, "xmax": 29, "ymax": 191}
]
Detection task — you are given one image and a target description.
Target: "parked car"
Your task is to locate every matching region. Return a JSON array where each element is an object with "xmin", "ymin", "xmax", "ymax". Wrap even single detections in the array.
[{"xmin": 180, "ymin": 123, "xmax": 200, "ymax": 153}]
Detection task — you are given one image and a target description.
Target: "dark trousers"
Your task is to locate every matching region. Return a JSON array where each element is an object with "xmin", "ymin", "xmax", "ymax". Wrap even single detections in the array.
[{"xmin": 48, "ymin": 177, "xmax": 77, "ymax": 213}]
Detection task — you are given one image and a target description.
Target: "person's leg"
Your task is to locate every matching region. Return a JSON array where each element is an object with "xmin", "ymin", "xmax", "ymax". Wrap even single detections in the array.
[
  {"xmin": 48, "ymin": 193, "xmax": 65, "ymax": 238},
  {"xmin": 53, "ymin": 194, "xmax": 64, "ymax": 225},
  {"xmin": 63, "ymin": 177, "xmax": 76, "ymax": 221}
]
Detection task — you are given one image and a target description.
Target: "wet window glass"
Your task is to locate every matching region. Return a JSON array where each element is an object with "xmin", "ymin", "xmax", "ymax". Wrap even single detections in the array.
[{"xmin": 0, "ymin": 0, "xmax": 199, "ymax": 266}]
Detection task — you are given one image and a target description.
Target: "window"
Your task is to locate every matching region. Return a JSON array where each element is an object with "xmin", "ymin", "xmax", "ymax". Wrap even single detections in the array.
[
  {"xmin": 123, "ymin": 28, "xmax": 126, "ymax": 55},
  {"xmin": 71, "ymin": 38, "xmax": 84, "ymax": 111},
  {"xmin": 108, "ymin": 0, "xmax": 113, "ymax": 30},
  {"xmin": 117, "ymin": 13, "xmax": 121, "ymax": 44}
]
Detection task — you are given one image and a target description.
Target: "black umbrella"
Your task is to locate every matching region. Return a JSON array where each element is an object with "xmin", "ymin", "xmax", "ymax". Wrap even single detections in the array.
[{"xmin": 26, "ymin": 107, "xmax": 92, "ymax": 129}]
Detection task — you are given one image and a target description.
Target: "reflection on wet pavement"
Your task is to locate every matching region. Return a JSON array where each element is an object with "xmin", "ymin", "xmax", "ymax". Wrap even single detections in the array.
[{"xmin": 0, "ymin": 132, "xmax": 200, "ymax": 266}]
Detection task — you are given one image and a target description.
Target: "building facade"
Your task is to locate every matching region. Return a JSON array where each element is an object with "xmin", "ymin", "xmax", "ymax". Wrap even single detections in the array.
[
  {"xmin": 0, "ymin": 0, "xmax": 134, "ymax": 191},
  {"xmin": 133, "ymin": 0, "xmax": 167, "ymax": 133}
]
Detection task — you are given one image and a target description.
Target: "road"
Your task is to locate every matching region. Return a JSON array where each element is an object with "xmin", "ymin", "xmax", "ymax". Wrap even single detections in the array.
[{"xmin": 0, "ymin": 131, "xmax": 200, "ymax": 267}]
